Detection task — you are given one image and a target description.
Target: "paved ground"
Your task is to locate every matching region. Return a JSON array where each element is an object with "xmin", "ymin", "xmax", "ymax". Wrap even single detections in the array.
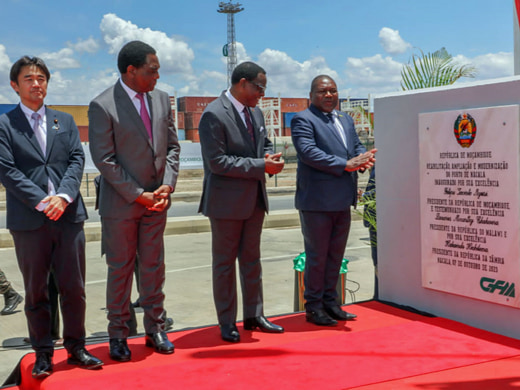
[{"xmin": 0, "ymin": 168, "xmax": 375, "ymax": 384}]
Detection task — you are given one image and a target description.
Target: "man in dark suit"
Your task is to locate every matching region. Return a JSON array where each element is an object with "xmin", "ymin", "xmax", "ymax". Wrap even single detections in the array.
[
  {"xmin": 198, "ymin": 61, "xmax": 285, "ymax": 342},
  {"xmin": 88, "ymin": 41, "xmax": 180, "ymax": 361},
  {"xmin": 0, "ymin": 56, "xmax": 103, "ymax": 378},
  {"xmin": 291, "ymin": 75, "xmax": 376, "ymax": 326}
]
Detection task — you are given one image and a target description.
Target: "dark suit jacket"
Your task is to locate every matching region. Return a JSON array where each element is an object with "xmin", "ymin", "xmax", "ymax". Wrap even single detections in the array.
[
  {"xmin": 198, "ymin": 91, "xmax": 274, "ymax": 220},
  {"xmin": 0, "ymin": 105, "xmax": 87, "ymax": 230},
  {"xmin": 291, "ymin": 104, "xmax": 366, "ymax": 212},
  {"xmin": 88, "ymin": 80, "xmax": 180, "ymax": 219}
]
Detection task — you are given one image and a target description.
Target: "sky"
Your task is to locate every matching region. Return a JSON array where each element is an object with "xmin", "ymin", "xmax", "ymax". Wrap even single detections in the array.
[{"xmin": 0, "ymin": 0, "xmax": 514, "ymax": 105}]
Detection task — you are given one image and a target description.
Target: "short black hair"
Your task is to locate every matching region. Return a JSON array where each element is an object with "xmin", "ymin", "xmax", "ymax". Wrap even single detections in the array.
[
  {"xmin": 310, "ymin": 74, "xmax": 335, "ymax": 93},
  {"xmin": 231, "ymin": 61, "xmax": 266, "ymax": 85},
  {"xmin": 117, "ymin": 41, "xmax": 156, "ymax": 74},
  {"xmin": 10, "ymin": 56, "xmax": 50, "ymax": 83}
]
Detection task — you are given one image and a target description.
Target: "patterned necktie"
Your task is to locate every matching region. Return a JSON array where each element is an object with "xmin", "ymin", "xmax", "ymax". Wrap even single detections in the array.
[
  {"xmin": 136, "ymin": 93, "xmax": 153, "ymax": 140},
  {"xmin": 243, "ymin": 107, "xmax": 255, "ymax": 143},
  {"xmin": 31, "ymin": 112, "xmax": 46, "ymax": 155}
]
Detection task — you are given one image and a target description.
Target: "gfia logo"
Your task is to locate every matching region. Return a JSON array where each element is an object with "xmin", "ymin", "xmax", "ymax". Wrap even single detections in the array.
[
  {"xmin": 480, "ymin": 277, "xmax": 515, "ymax": 298},
  {"xmin": 454, "ymin": 113, "xmax": 477, "ymax": 148}
]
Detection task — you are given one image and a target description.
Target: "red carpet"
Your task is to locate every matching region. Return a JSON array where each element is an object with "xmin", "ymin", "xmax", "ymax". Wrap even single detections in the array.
[{"xmin": 9, "ymin": 301, "xmax": 520, "ymax": 389}]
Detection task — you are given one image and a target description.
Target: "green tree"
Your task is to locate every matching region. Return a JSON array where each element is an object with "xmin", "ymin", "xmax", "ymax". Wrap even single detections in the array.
[{"xmin": 400, "ymin": 47, "xmax": 477, "ymax": 91}]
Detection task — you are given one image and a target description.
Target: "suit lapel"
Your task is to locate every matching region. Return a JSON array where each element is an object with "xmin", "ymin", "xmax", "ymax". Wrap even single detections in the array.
[
  {"xmin": 45, "ymin": 108, "xmax": 58, "ymax": 159},
  {"xmin": 115, "ymin": 82, "xmax": 154, "ymax": 150},
  {"xmin": 221, "ymin": 93, "xmax": 256, "ymax": 154},
  {"xmin": 13, "ymin": 106, "xmax": 45, "ymax": 159}
]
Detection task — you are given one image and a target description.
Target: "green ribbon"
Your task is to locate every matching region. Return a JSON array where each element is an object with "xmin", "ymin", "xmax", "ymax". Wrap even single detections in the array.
[{"xmin": 293, "ymin": 252, "xmax": 348, "ymax": 273}]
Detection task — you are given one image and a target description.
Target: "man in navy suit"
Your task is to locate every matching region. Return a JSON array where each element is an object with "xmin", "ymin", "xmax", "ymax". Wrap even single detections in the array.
[
  {"xmin": 198, "ymin": 62, "xmax": 285, "ymax": 342},
  {"xmin": 0, "ymin": 56, "xmax": 103, "ymax": 378},
  {"xmin": 291, "ymin": 75, "xmax": 376, "ymax": 326}
]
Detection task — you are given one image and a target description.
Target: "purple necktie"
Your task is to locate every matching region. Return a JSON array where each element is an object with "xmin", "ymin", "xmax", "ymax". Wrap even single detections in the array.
[
  {"xmin": 136, "ymin": 93, "xmax": 153, "ymax": 140},
  {"xmin": 242, "ymin": 107, "xmax": 255, "ymax": 143}
]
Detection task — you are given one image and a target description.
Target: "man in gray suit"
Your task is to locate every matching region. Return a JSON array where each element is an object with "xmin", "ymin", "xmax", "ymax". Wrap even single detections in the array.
[
  {"xmin": 0, "ymin": 56, "xmax": 103, "ymax": 378},
  {"xmin": 198, "ymin": 62, "xmax": 285, "ymax": 343},
  {"xmin": 291, "ymin": 75, "xmax": 376, "ymax": 326},
  {"xmin": 89, "ymin": 41, "xmax": 180, "ymax": 361}
]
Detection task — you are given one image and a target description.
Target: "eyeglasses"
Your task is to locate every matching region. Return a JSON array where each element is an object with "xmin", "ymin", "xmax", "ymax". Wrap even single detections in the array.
[{"xmin": 248, "ymin": 80, "xmax": 266, "ymax": 93}]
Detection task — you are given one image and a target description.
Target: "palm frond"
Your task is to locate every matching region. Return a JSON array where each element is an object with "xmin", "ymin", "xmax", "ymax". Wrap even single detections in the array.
[{"xmin": 401, "ymin": 47, "xmax": 477, "ymax": 91}]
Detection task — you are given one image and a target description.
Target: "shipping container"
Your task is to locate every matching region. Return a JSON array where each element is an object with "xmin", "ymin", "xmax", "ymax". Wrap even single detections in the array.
[
  {"xmin": 184, "ymin": 112, "xmax": 203, "ymax": 130},
  {"xmin": 77, "ymin": 125, "xmax": 89, "ymax": 143},
  {"xmin": 283, "ymin": 112, "xmax": 297, "ymax": 129},
  {"xmin": 185, "ymin": 129, "xmax": 200, "ymax": 142},
  {"xmin": 280, "ymin": 98, "xmax": 309, "ymax": 113},
  {"xmin": 176, "ymin": 112, "xmax": 185, "ymax": 129},
  {"xmin": 48, "ymin": 105, "xmax": 89, "ymax": 126},
  {"xmin": 0, "ymin": 104, "xmax": 17, "ymax": 115},
  {"xmin": 178, "ymin": 97, "xmax": 217, "ymax": 113}
]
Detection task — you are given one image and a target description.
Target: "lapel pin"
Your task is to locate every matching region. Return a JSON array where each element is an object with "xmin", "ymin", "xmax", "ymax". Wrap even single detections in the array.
[{"xmin": 52, "ymin": 119, "xmax": 59, "ymax": 131}]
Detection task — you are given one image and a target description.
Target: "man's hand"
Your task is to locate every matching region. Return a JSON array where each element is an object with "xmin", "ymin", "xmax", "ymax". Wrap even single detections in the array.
[
  {"xmin": 345, "ymin": 148, "xmax": 377, "ymax": 172},
  {"xmin": 43, "ymin": 196, "xmax": 68, "ymax": 221},
  {"xmin": 148, "ymin": 185, "xmax": 173, "ymax": 212},
  {"xmin": 264, "ymin": 152, "xmax": 285, "ymax": 175}
]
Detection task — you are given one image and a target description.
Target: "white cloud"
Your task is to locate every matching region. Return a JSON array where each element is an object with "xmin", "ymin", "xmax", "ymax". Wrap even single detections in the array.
[
  {"xmin": 39, "ymin": 48, "xmax": 80, "ymax": 70},
  {"xmin": 68, "ymin": 37, "xmax": 100, "ymax": 54},
  {"xmin": 45, "ymin": 70, "xmax": 119, "ymax": 105},
  {"xmin": 453, "ymin": 52, "xmax": 513, "ymax": 81},
  {"xmin": 0, "ymin": 45, "xmax": 12, "ymax": 87},
  {"xmin": 258, "ymin": 49, "xmax": 338, "ymax": 97},
  {"xmin": 345, "ymin": 54, "xmax": 403, "ymax": 96},
  {"xmin": 379, "ymin": 27, "xmax": 411, "ymax": 55},
  {"xmin": 99, "ymin": 13, "xmax": 194, "ymax": 75}
]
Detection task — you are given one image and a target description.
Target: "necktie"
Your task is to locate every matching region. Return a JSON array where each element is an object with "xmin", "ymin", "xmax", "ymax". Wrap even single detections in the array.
[
  {"xmin": 136, "ymin": 93, "xmax": 153, "ymax": 140},
  {"xmin": 327, "ymin": 113, "xmax": 347, "ymax": 148},
  {"xmin": 31, "ymin": 112, "xmax": 46, "ymax": 155},
  {"xmin": 242, "ymin": 107, "xmax": 255, "ymax": 143}
]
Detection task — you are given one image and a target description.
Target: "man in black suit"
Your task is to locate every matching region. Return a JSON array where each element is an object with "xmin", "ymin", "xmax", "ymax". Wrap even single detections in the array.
[
  {"xmin": 198, "ymin": 62, "xmax": 285, "ymax": 342},
  {"xmin": 291, "ymin": 75, "xmax": 376, "ymax": 326},
  {"xmin": 0, "ymin": 56, "xmax": 103, "ymax": 379}
]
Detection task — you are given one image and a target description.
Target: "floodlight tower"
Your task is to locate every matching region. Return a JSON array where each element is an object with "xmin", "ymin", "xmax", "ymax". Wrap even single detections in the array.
[{"xmin": 218, "ymin": 1, "xmax": 244, "ymax": 87}]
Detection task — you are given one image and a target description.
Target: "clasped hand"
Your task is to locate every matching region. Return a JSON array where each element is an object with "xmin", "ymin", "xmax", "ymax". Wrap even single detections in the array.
[
  {"xmin": 135, "ymin": 184, "xmax": 172, "ymax": 212},
  {"xmin": 264, "ymin": 152, "xmax": 285, "ymax": 175},
  {"xmin": 43, "ymin": 196, "xmax": 68, "ymax": 221}
]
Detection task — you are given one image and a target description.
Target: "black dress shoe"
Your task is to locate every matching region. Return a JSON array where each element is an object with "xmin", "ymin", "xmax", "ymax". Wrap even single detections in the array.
[
  {"xmin": 243, "ymin": 316, "xmax": 284, "ymax": 333},
  {"xmin": 306, "ymin": 309, "xmax": 338, "ymax": 326},
  {"xmin": 145, "ymin": 331, "xmax": 175, "ymax": 354},
  {"xmin": 67, "ymin": 348, "xmax": 104, "ymax": 369},
  {"xmin": 109, "ymin": 338, "xmax": 131, "ymax": 362},
  {"xmin": 32, "ymin": 352, "xmax": 53, "ymax": 379},
  {"xmin": 325, "ymin": 305, "xmax": 357, "ymax": 321},
  {"xmin": 1, "ymin": 289, "xmax": 23, "ymax": 315},
  {"xmin": 220, "ymin": 323, "xmax": 240, "ymax": 343}
]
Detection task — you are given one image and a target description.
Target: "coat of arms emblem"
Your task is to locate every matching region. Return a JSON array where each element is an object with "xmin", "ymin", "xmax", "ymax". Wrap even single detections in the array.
[{"xmin": 453, "ymin": 113, "xmax": 476, "ymax": 148}]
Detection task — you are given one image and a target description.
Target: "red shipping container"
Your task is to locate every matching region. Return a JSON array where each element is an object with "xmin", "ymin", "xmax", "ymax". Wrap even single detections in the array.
[
  {"xmin": 78, "ymin": 125, "xmax": 89, "ymax": 142},
  {"xmin": 176, "ymin": 112, "xmax": 185, "ymax": 129},
  {"xmin": 178, "ymin": 97, "xmax": 217, "ymax": 113},
  {"xmin": 185, "ymin": 129, "xmax": 200, "ymax": 143},
  {"xmin": 280, "ymin": 98, "xmax": 309, "ymax": 113},
  {"xmin": 184, "ymin": 112, "xmax": 203, "ymax": 130}
]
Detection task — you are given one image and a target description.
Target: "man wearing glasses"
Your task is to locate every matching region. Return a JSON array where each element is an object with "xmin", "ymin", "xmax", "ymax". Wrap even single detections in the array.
[{"xmin": 198, "ymin": 61, "xmax": 285, "ymax": 343}]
